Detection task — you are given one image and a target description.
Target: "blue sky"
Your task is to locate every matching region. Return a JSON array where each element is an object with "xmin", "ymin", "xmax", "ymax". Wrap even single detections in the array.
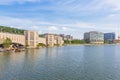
[{"xmin": 0, "ymin": 0, "xmax": 120, "ymax": 39}]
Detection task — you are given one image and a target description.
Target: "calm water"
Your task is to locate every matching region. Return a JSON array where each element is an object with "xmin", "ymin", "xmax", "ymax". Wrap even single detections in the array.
[{"xmin": 0, "ymin": 45, "xmax": 120, "ymax": 80}]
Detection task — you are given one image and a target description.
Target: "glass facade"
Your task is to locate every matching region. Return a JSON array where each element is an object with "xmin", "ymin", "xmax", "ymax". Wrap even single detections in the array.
[
  {"xmin": 84, "ymin": 31, "xmax": 104, "ymax": 44},
  {"xmin": 104, "ymin": 33, "xmax": 115, "ymax": 43}
]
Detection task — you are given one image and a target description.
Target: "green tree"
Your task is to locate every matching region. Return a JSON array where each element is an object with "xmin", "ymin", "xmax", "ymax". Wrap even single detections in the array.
[
  {"xmin": 64, "ymin": 40, "xmax": 71, "ymax": 44},
  {"xmin": 37, "ymin": 43, "xmax": 46, "ymax": 48},
  {"xmin": 3, "ymin": 38, "xmax": 12, "ymax": 48},
  {"xmin": 71, "ymin": 40, "xmax": 86, "ymax": 44},
  {"xmin": 0, "ymin": 26, "xmax": 24, "ymax": 35}
]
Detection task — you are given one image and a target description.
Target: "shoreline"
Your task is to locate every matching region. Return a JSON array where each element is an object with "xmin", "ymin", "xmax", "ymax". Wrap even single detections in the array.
[
  {"xmin": 64, "ymin": 44, "xmax": 120, "ymax": 46},
  {"xmin": 1, "ymin": 44, "xmax": 120, "ymax": 53},
  {"xmin": 0, "ymin": 48, "xmax": 25, "ymax": 53}
]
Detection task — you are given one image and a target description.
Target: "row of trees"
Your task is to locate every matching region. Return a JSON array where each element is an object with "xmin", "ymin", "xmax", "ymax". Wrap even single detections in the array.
[
  {"xmin": 64, "ymin": 40, "xmax": 86, "ymax": 44},
  {"xmin": 0, "ymin": 26, "xmax": 24, "ymax": 35}
]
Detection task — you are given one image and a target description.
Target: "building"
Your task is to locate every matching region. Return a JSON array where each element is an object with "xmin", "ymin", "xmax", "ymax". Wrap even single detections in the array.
[
  {"xmin": 24, "ymin": 30, "xmax": 47, "ymax": 48},
  {"xmin": 24, "ymin": 30, "xmax": 39, "ymax": 48},
  {"xmin": 118, "ymin": 36, "xmax": 120, "ymax": 40},
  {"xmin": 66, "ymin": 35, "xmax": 73, "ymax": 41},
  {"xmin": 60, "ymin": 34, "xmax": 73, "ymax": 41},
  {"xmin": 113, "ymin": 36, "xmax": 120, "ymax": 44},
  {"xmin": 44, "ymin": 33, "xmax": 55, "ymax": 47},
  {"xmin": 38, "ymin": 37, "xmax": 46, "ymax": 45},
  {"xmin": 0, "ymin": 27, "xmax": 63, "ymax": 48},
  {"xmin": 54, "ymin": 35, "xmax": 64, "ymax": 46},
  {"xmin": 104, "ymin": 33, "xmax": 115, "ymax": 43},
  {"xmin": 0, "ymin": 32, "xmax": 25, "ymax": 45},
  {"xmin": 44, "ymin": 33, "xmax": 64, "ymax": 47},
  {"xmin": 84, "ymin": 31, "xmax": 104, "ymax": 44}
]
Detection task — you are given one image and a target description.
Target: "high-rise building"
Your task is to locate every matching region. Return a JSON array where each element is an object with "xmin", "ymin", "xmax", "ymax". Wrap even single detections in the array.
[
  {"xmin": 104, "ymin": 33, "xmax": 115, "ymax": 43},
  {"xmin": 84, "ymin": 31, "xmax": 104, "ymax": 44}
]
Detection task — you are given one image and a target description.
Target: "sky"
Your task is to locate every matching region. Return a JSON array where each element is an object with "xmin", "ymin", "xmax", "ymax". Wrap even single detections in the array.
[{"xmin": 0, "ymin": 0, "xmax": 120, "ymax": 39}]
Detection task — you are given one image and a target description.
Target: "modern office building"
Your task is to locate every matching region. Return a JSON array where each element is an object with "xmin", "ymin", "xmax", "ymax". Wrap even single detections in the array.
[
  {"xmin": 84, "ymin": 31, "xmax": 104, "ymax": 44},
  {"xmin": 104, "ymin": 33, "xmax": 115, "ymax": 43}
]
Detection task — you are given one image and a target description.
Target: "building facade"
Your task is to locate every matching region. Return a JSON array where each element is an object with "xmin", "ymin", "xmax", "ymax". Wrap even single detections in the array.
[
  {"xmin": 24, "ymin": 31, "xmax": 39, "ymax": 48},
  {"xmin": 54, "ymin": 35, "xmax": 64, "ymax": 46},
  {"xmin": 84, "ymin": 31, "xmax": 104, "ymax": 44},
  {"xmin": 44, "ymin": 33, "xmax": 64, "ymax": 47},
  {"xmin": 0, "ymin": 30, "xmax": 64, "ymax": 48},
  {"xmin": 38, "ymin": 37, "xmax": 46, "ymax": 45},
  {"xmin": 60, "ymin": 34, "xmax": 73, "ymax": 41},
  {"xmin": 44, "ymin": 33, "xmax": 55, "ymax": 47},
  {"xmin": 0, "ymin": 32, "xmax": 25, "ymax": 45},
  {"xmin": 104, "ymin": 33, "xmax": 115, "ymax": 43}
]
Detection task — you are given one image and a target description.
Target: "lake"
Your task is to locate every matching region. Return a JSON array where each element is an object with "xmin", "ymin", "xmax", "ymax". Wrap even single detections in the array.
[{"xmin": 0, "ymin": 45, "xmax": 120, "ymax": 80}]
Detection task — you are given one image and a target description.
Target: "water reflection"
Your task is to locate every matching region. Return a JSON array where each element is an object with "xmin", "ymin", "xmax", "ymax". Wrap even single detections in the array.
[
  {"xmin": 81, "ymin": 45, "xmax": 104, "ymax": 80},
  {"xmin": 0, "ymin": 45, "xmax": 120, "ymax": 80},
  {"xmin": 0, "ymin": 51, "xmax": 26, "ymax": 80},
  {"xmin": 103, "ymin": 45, "xmax": 118, "ymax": 80}
]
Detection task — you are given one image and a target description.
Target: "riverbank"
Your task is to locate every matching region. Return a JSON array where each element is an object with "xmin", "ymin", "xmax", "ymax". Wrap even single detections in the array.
[
  {"xmin": 0, "ymin": 48, "xmax": 25, "ymax": 53},
  {"xmin": 64, "ymin": 43, "xmax": 120, "ymax": 46},
  {"xmin": 1, "ymin": 43, "xmax": 120, "ymax": 53}
]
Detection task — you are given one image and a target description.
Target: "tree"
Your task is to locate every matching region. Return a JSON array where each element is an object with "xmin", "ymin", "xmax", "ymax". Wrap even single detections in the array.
[
  {"xmin": 3, "ymin": 38, "xmax": 12, "ymax": 48},
  {"xmin": 71, "ymin": 40, "xmax": 86, "ymax": 44},
  {"xmin": 64, "ymin": 40, "xmax": 71, "ymax": 44},
  {"xmin": 0, "ymin": 26, "xmax": 24, "ymax": 35},
  {"xmin": 37, "ymin": 43, "xmax": 46, "ymax": 48}
]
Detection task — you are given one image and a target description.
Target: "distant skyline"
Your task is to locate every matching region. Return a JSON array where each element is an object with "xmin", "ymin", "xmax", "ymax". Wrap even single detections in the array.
[{"xmin": 0, "ymin": 0, "xmax": 120, "ymax": 39}]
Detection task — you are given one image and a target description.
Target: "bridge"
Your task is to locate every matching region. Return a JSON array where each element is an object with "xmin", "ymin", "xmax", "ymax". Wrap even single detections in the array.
[{"xmin": 0, "ymin": 32, "xmax": 25, "ymax": 46}]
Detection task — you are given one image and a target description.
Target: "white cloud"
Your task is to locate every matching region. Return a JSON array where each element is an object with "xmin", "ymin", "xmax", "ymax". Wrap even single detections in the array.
[
  {"xmin": 75, "ymin": 22, "xmax": 96, "ymax": 29},
  {"xmin": 62, "ymin": 27, "xmax": 67, "ymax": 30},
  {"xmin": 0, "ymin": 16, "xmax": 120, "ymax": 38},
  {"xmin": 48, "ymin": 26, "xmax": 58, "ymax": 31},
  {"xmin": 108, "ymin": 14, "xmax": 116, "ymax": 17},
  {"xmin": 104, "ymin": 0, "xmax": 120, "ymax": 11},
  {"xmin": 0, "ymin": 16, "xmax": 51, "ymax": 27}
]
